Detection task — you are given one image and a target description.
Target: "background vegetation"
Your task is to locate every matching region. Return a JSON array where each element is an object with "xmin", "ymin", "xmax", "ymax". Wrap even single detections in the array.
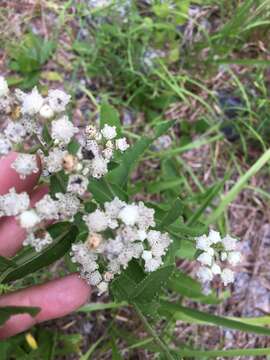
[{"xmin": 1, "ymin": 0, "xmax": 270, "ymax": 359}]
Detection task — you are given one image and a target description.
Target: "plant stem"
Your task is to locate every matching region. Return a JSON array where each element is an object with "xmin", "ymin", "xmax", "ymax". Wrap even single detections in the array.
[{"xmin": 134, "ymin": 303, "xmax": 176, "ymax": 360}]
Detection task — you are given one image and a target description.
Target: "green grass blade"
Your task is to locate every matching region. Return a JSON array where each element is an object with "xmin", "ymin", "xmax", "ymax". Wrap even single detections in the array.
[{"xmin": 206, "ymin": 147, "xmax": 270, "ymax": 225}]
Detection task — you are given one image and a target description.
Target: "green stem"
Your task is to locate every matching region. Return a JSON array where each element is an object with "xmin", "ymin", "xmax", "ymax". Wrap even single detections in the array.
[
  {"xmin": 134, "ymin": 303, "xmax": 176, "ymax": 360},
  {"xmin": 206, "ymin": 147, "xmax": 270, "ymax": 225}
]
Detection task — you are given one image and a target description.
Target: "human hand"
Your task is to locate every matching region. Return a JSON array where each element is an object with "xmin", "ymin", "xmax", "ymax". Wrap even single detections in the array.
[{"xmin": 0, "ymin": 152, "xmax": 91, "ymax": 339}]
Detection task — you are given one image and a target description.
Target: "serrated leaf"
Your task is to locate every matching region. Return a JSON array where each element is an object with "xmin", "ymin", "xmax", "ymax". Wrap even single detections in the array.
[
  {"xmin": 88, "ymin": 178, "xmax": 128, "ymax": 204},
  {"xmin": 0, "ymin": 306, "xmax": 40, "ymax": 326},
  {"xmin": 110, "ymin": 260, "xmax": 145, "ymax": 302},
  {"xmin": 130, "ymin": 266, "xmax": 174, "ymax": 303},
  {"xmin": 160, "ymin": 198, "xmax": 183, "ymax": 227}
]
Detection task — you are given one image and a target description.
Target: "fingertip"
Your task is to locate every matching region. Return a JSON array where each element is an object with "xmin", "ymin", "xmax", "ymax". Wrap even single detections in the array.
[
  {"xmin": 0, "ymin": 274, "xmax": 91, "ymax": 339},
  {"xmin": 62, "ymin": 274, "xmax": 91, "ymax": 306},
  {"xmin": 30, "ymin": 185, "xmax": 49, "ymax": 206},
  {"xmin": 0, "ymin": 152, "xmax": 41, "ymax": 195}
]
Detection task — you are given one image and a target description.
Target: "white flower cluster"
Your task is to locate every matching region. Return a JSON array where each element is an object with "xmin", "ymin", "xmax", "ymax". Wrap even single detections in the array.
[
  {"xmin": 195, "ymin": 230, "xmax": 242, "ymax": 287},
  {"xmin": 0, "ymin": 188, "xmax": 80, "ymax": 252},
  {"xmin": 0, "ymin": 76, "xmax": 129, "ymax": 195},
  {"xmin": 71, "ymin": 197, "xmax": 172, "ymax": 294}
]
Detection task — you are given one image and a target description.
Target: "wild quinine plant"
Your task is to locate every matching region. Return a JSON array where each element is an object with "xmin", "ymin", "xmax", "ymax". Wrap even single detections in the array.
[{"xmin": 0, "ymin": 75, "xmax": 270, "ymax": 358}]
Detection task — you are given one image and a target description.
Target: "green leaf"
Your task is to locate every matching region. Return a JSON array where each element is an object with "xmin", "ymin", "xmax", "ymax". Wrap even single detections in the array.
[
  {"xmin": 107, "ymin": 137, "xmax": 152, "ymax": 188},
  {"xmin": 131, "ymin": 266, "xmax": 174, "ymax": 304},
  {"xmin": 175, "ymin": 347, "xmax": 270, "ymax": 358},
  {"xmin": 50, "ymin": 171, "xmax": 69, "ymax": 196},
  {"xmin": 0, "ymin": 306, "xmax": 40, "ymax": 326},
  {"xmin": 147, "ymin": 178, "xmax": 184, "ymax": 194},
  {"xmin": 67, "ymin": 139, "xmax": 81, "ymax": 155},
  {"xmin": 1, "ymin": 223, "xmax": 77, "ymax": 283},
  {"xmin": 154, "ymin": 120, "xmax": 175, "ymax": 139},
  {"xmin": 206, "ymin": 147, "xmax": 270, "ymax": 225},
  {"xmin": 159, "ymin": 198, "xmax": 183, "ymax": 227},
  {"xmin": 186, "ymin": 181, "xmax": 225, "ymax": 225},
  {"xmin": 88, "ymin": 178, "xmax": 128, "ymax": 204},
  {"xmin": 110, "ymin": 260, "xmax": 145, "ymax": 302},
  {"xmin": 0, "ymin": 256, "xmax": 16, "ymax": 272},
  {"xmin": 108, "ymin": 120, "xmax": 175, "ymax": 187},
  {"xmin": 168, "ymin": 271, "xmax": 221, "ymax": 304},
  {"xmin": 100, "ymin": 102, "xmax": 121, "ymax": 135},
  {"xmin": 160, "ymin": 301, "xmax": 270, "ymax": 336},
  {"xmin": 78, "ymin": 302, "xmax": 127, "ymax": 313}
]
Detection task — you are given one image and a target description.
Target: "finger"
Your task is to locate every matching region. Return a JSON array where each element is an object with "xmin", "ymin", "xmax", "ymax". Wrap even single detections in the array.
[
  {"xmin": 0, "ymin": 152, "xmax": 41, "ymax": 196},
  {"xmin": 0, "ymin": 274, "xmax": 91, "ymax": 339},
  {"xmin": 0, "ymin": 185, "xmax": 49, "ymax": 257}
]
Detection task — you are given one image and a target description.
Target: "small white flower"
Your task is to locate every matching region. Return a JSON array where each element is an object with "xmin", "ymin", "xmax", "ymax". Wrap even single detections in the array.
[
  {"xmin": 4, "ymin": 122, "xmax": 26, "ymax": 143},
  {"xmin": 106, "ymin": 140, "xmax": 114, "ymax": 150},
  {"xmin": 44, "ymin": 148, "xmax": 67, "ymax": 173},
  {"xmin": 197, "ymin": 251, "xmax": 213, "ymax": 266},
  {"xmin": 137, "ymin": 229, "xmax": 147, "ymax": 241},
  {"xmin": 196, "ymin": 266, "xmax": 213, "ymax": 283},
  {"xmin": 208, "ymin": 229, "xmax": 222, "ymax": 244},
  {"xmin": 221, "ymin": 268, "xmax": 235, "ymax": 286},
  {"xmin": 85, "ymin": 125, "xmax": 98, "ymax": 139},
  {"xmin": 151, "ymin": 242, "xmax": 167, "ymax": 257},
  {"xmin": 67, "ymin": 174, "xmax": 89, "ymax": 196},
  {"xmin": 11, "ymin": 154, "xmax": 39, "ymax": 179},
  {"xmin": 195, "ymin": 234, "xmax": 211, "ymax": 251},
  {"xmin": 137, "ymin": 202, "xmax": 155, "ymax": 230},
  {"xmin": 101, "ymin": 124, "xmax": 117, "ymax": 140},
  {"xmin": 21, "ymin": 87, "xmax": 43, "ymax": 115},
  {"xmin": 39, "ymin": 104, "xmax": 54, "ymax": 119},
  {"xmin": 227, "ymin": 251, "xmax": 242, "ymax": 266},
  {"xmin": 51, "ymin": 116, "xmax": 79, "ymax": 144},
  {"xmin": 18, "ymin": 210, "xmax": 41, "ymax": 229},
  {"xmin": 104, "ymin": 197, "xmax": 125, "ymax": 218},
  {"xmin": 90, "ymin": 156, "xmax": 108, "ymax": 178},
  {"xmin": 142, "ymin": 250, "xmax": 152, "ymax": 261},
  {"xmin": 220, "ymin": 252, "xmax": 228, "ymax": 261},
  {"xmin": 0, "ymin": 188, "xmax": 30, "ymax": 217},
  {"xmin": 0, "ymin": 135, "xmax": 12, "ymax": 155},
  {"xmin": 118, "ymin": 204, "xmax": 139, "ymax": 226},
  {"xmin": 222, "ymin": 235, "xmax": 237, "ymax": 251},
  {"xmin": 147, "ymin": 230, "xmax": 161, "ymax": 247},
  {"xmin": 88, "ymin": 270, "xmax": 102, "ymax": 286},
  {"xmin": 211, "ymin": 263, "xmax": 221, "ymax": 275},
  {"xmin": 84, "ymin": 209, "xmax": 108, "ymax": 233},
  {"xmin": 48, "ymin": 89, "xmax": 71, "ymax": 113},
  {"xmin": 56, "ymin": 193, "xmax": 81, "ymax": 219},
  {"xmin": 102, "ymin": 147, "xmax": 113, "ymax": 160},
  {"xmin": 115, "ymin": 138, "xmax": 129, "ymax": 151},
  {"xmin": 35, "ymin": 195, "xmax": 59, "ymax": 220},
  {"xmin": 23, "ymin": 231, "xmax": 53, "ymax": 252},
  {"xmin": 144, "ymin": 257, "xmax": 162, "ymax": 272},
  {"xmin": 0, "ymin": 76, "xmax": 9, "ymax": 97}
]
